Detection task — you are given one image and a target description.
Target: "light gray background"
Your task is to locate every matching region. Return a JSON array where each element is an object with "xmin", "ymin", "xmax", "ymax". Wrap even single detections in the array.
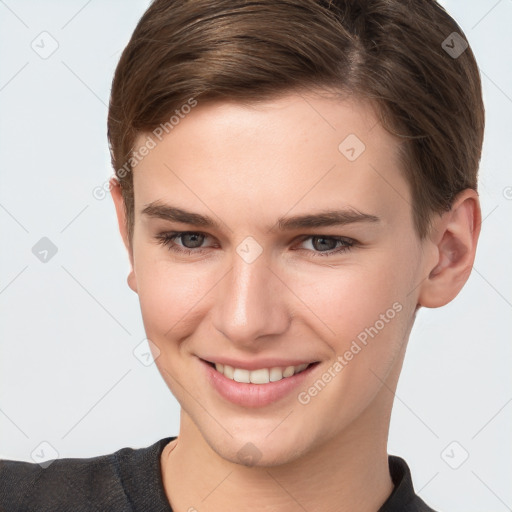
[{"xmin": 0, "ymin": 1, "xmax": 510, "ymax": 511}]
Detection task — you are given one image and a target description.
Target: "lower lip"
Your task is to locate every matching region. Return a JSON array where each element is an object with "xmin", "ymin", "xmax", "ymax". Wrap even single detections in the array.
[{"xmin": 200, "ymin": 358, "xmax": 320, "ymax": 408}]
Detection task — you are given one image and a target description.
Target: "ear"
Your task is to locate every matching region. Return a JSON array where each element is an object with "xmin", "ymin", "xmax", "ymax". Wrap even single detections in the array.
[
  {"xmin": 110, "ymin": 177, "xmax": 138, "ymax": 293},
  {"xmin": 417, "ymin": 189, "xmax": 481, "ymax": 308}
]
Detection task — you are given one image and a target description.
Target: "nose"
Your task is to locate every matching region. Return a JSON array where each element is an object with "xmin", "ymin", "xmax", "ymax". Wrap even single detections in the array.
[{"xmin": 212, "ymin": 247, "xmax": 291, "ymax": 348}]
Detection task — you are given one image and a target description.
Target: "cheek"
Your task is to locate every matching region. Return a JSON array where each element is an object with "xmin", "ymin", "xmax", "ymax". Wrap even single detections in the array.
[
  {"xmin": 133, "ymin": 248, "xmax": 208, "ymax": 342},
  {"xmin": 287, "ymin": 252, "xmax": 414, "ymax": 381},
  {"xmin": 288, "ymin": 257, "xmax": 406, "ymax": 344},
  {"xmin": 288, "ymin": 262, "xmax": 413, "ymax": 432}
]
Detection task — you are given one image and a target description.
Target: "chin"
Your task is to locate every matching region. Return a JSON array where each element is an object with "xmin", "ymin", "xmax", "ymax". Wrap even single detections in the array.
[{"xmin": 210, "ymin": 431, "xmax": 309, "ymax": 468}]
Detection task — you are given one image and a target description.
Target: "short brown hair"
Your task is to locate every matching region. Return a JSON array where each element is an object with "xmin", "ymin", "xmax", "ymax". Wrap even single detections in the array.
[{"xmin": 107, "ymin": 0, "xmax": 485, "ymax": 245}]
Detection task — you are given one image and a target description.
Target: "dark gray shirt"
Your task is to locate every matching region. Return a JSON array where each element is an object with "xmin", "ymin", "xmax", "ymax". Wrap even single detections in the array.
[{"xmin": 0, "ymin": 436, "xmax": 436, "ymax": 511}]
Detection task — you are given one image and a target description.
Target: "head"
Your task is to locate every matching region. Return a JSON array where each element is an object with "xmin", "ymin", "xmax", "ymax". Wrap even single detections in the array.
[{"xmin": 107, "ymin": 0, "xmax": 483, "ymax": 465}]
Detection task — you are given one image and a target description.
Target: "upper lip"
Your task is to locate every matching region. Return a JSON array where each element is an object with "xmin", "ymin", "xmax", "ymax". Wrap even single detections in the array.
[{"xmin": 199, "ymin": 356, "xmax": 318, "ymax": 371}]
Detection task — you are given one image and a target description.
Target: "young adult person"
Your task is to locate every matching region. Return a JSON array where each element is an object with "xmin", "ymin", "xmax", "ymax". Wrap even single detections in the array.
[{"xmin": 0, "ymin": 1, "xmax": 484, "ymax": 510}]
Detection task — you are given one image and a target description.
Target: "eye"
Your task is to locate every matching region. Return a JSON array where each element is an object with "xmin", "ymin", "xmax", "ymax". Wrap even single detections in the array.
[
  {"xmin": 295, "ymin": 235, "xmax": 355, "ymax": 257},
  {"xmin": 155, "ymin": 231, "xmax": 213, "ymax": 256}
]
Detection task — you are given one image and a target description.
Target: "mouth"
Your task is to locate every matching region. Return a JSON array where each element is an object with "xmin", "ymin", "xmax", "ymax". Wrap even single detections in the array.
[
  {"xmin": 201, "ymin": 359, "xmax": 319, "ymax": 384},
  {"xmin": 199, "ymin": 357, "xmax": 321, "ymax": 408}
]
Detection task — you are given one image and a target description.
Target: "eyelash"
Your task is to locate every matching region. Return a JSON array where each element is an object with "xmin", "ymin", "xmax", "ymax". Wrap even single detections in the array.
[{"xmin": 154, "ymin": 231, "xmax": 356, "ymax": 258}]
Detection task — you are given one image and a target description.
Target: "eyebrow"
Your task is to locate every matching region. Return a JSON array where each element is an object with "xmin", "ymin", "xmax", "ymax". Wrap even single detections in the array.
[{"xmin": 141, "ymin": 201, "xmax": 380, "ymax": 232}]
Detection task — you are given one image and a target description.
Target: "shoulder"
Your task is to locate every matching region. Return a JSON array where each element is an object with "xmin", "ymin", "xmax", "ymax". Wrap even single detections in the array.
[
  {"xmin": 379, "ymin": 455, "xmax": 438, "ymax": 512},
  {"xmin": 0, "ymin": 437, "xmax": 174, "ymax": 512}
]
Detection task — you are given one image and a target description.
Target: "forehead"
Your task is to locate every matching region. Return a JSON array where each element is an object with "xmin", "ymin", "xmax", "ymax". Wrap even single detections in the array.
[{"xmin": 131, "ymin": 92, "xmax": 410, "ymax": 230}]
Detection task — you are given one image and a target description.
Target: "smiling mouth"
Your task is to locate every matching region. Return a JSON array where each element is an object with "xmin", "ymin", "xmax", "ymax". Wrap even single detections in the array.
[{"xmin": 202, "ymin": 359, "xmax": 319, "ymax": 385}]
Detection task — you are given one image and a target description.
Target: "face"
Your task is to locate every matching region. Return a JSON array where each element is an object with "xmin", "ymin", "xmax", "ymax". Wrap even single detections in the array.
[{"xmin": 116, "ymin": 92, "xmax": 432, "ymax": 466}]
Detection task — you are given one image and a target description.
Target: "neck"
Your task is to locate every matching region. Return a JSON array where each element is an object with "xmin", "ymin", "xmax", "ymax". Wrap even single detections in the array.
[{"xmin": 160, "ymin": 388, "xmax": 396, "ymax": 512}]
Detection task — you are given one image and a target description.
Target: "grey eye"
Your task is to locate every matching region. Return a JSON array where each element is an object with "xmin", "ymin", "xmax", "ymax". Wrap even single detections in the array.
[{"xmin": 179, "ymin": 233, "xmax": 205, "ymax": 248}]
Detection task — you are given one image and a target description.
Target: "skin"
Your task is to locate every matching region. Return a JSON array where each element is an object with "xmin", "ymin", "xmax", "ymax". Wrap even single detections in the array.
[{"xmin": 111, "ymin": 91, "xmax": 480, "ymax": 512}]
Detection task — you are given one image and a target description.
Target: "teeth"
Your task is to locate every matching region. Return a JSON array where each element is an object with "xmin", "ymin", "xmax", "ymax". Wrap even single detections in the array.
[
  {"xmin": 214, "ymin": 362, "xmax": 310, "ymax": 384},
  {"xmin": 269, "ymin": 367, "xmax": 283, "ymax": 382}
]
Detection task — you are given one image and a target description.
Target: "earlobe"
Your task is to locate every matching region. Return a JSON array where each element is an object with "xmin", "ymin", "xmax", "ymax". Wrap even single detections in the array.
[
  {"xmin": 127, "ymin": 270, "xmax": 138, "ymax": 293},
  {"xmin": 417, "ymin": 189, "xmax": 481, "ymax": 308},
  {"xmin": 110, "ymin": 177, "xmax": 138, "ymax": 294}
]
